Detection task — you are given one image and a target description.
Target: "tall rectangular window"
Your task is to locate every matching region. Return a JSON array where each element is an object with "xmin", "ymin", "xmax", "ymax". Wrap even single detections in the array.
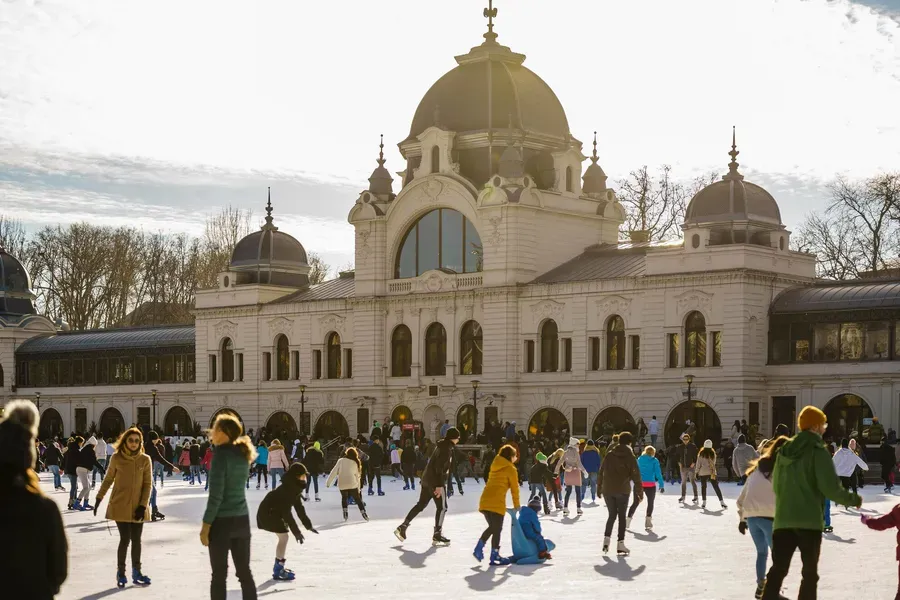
[
  {"xmin": 563, "ymin": 338, "xmax": 572, "ymax": 372},
  {"xmin": 59, "ymin": 360, "xmax": 71, "ymax": 385},
  {"xmin": 84, "ymin": 359, "xmax": 95, "ymax": 385},
  {"xmin": 418, "ymin": 210, "xmax": 440, "ymax": 272},
  {"xmin": 791, "ymin": 323, "xmax": 811, "ymax": 362},
  {"xmin": 814, "ymin": 324, "xmax": 839, "ymax": 361},
  {"xmin": 147, "ymin": 357, "xmax": 160, "ymax": 382},
  {"xmin": 291, "ymin": 351, "xmax": 300, "ymax": 379},
  {"xmin": 186, "ymin": 354, "xmax": 195, "ymax": 382},
  {"xmin": 119, "ymin": 358, "xmax": 134, "ymax": 383},
  {"xmin": 357, "ymin": 408, "xmax": 369, "ymax": 436},
  {"xmin": 345, "ymin": 349, "xmax": 353, "ymax": 379},
  {"xmin": 175, "ymin": 355, "xmax": 185, "ymax": 382},
  {"xmin": 135, "ymin": 357, "xmax": 147, "ymax": 383},
  {"xmin": 525, "ymin": 340, "xmax": 535, "ymax": 373},
  {"xmin": 865, "ymin": 322, "xmax": 890, "ymax": 359},
  {"xmin": 895, "ymin": 322, "xmax": 900, "ymax": 359},
  {"xmin": 712, "ymin": 332, "xmax": 722, "ymax": 366},
  {"xmin": 161, "ymin": 355, "xmax": 174, "ymax": 382},
  {"xmin": 263, "ymin": 352, "xmax": 272, "ymax": 381},
  {"xmin": 72, "ymin": 359, "xmax": 83, "ymax": 385},
  {"xmin": 237, "ymin": 353, "xmax": 244, "ymax": 382},
  {"xmin": 590, "ymin": 337, "xmax": 600, "ymax": 370},
  {"xmin": 840, "ymin": 322, "xmax": 863, "ymax": 361},
  {"xmin": 313, "ymin": 350, "xmax": 322, "ymax": 379},
  {"xmin": 96, "ymin": 359, "xmax": 108, "ymax": 384},
  {"xmin": 48, "ymin": 360, "xmax": 59, "ymax": 386},
  {"xmin": 631, "ymin": 335, "xmax": 640, "ymax": 369},
  {"xmin": 572, "ymin": 408, "xmax": 588, "ymax": 437},
  {"xmin": 441, "ymin": 209, "xmax": 464, "ymax": 273},
  {"xmin": 137, "ymin": 407, "xmax": 151, "ymax": 428},
  {"xmin": 209, "ymin": 355, "xmax": 217, "ymax": 382},
  {"xmin": 75, "ymin": 408, "xmax": 87, "ymax": 434},
  {"xmin": 667, "ymin": 333, "xmax": 679, "ymax": 368}
]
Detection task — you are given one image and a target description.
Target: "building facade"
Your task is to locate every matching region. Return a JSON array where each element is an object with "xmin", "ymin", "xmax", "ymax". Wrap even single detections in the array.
[{"xmin": 3, "ymin": 9, "xmax": 899, "ymax": 447}]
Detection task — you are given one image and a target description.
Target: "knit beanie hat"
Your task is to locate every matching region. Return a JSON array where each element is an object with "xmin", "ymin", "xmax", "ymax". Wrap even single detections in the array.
[
  {"xmin": 445, "ymin": 427, "xmax": 461, "ymax": 440},
  {"xmin": 287, "ymin": 462, "xmax": 309, "ymax": 479},
  {"xmin": 535, "ymin": 452, "xmax": 548, "ymax": 464},
  {"xmin": 568, "ymin": 436, "xmax": 580, "ymax": 447},
  {"xmin": 703, "ymin": 439, "xmax": 713, "ymax": 449},
  {"xmin": 798, "ymin": 406, "xmax": 826, "ymax": 431},
  {"xmin": 528, "ymin": 496, "xmax": 542, "ymax": 511}
]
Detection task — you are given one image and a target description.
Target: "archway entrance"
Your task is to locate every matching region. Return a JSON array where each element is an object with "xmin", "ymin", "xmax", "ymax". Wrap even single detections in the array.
[
  {"xmin": 98, "ymin": 407, "xmax": 125, "ymax": 439},
  {"xmin": 314, "ymin": 411, "xmax": 349, "ymax": 442},
  {"xmin": 665, "ymin": 401, "xmax": 722, "ymax": 448},
  {"xmin": 391, "ymin": 405, "xmax": 413, "ymax": 425},
  {"xmin": 824, "ymin": 394, "xmax": 876, "ymax": 444},
  {"xmin": 528, "ymin": 407, "xmax": 570, "ymax": 440},
  {"xmin": 265, "ymin": 411, "xmax": 298, "ymax": 440},
  {"xmin": 456, "ymin": 404, "xmax": 476, "ymax": 443},
  {"xmin": 39, "ymin": 408, "xmax": 64, "ymax": 440},
  {"xmin": 209, "ymin": 408, "xmax": 242, "ymax": 429},
  {"xmin": 591, "ymin": 407, "xmax": 636, "ymax": 441},
  {"xmin": 164, "ymin": 406, "xmax": 192, "ymax": 437}
]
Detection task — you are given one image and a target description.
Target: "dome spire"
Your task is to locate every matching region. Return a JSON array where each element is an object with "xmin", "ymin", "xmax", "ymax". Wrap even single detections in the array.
[
  {"xmin": 725, "ymin": 125, "xmax": 743, "ymax": 180},
  {"xmin": 591, "ymin": 131, "xmax": 599, "ymax": 164},
  {"xmin": 377, "ymin": 133, "xmax": 385, "ymax": 166},
  {"xmin": 368, "ymin": 134, "xmax": 394, "ymax": 196},
  {"xmin": 483, "ymin": 0, "xmax": 498, "ymax": 43},
  {"xmin": 498, "ymin": 112, "xmax": 524, "ymax": 179},
  {"xmin": 582, "ymin": 129, "xmax": 608, "ymax": 195},
  {"xmin": 263, "ymin": 187, "xmax": 278, "ymax": 230}
]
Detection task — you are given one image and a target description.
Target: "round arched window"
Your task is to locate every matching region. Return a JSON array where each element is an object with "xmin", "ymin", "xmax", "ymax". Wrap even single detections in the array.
[
  {"xmin": 395, "ymin": 209, "xmax": 483, "ymax": 278},
  {"xmin": 691, "ymin": 234, "xmax": 700, "ymax": 249}
]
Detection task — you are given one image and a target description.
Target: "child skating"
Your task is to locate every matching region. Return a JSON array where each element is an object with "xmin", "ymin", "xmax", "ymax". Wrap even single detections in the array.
[
  {"xmin": 256, "ymin": 463, "xmax": 319, "ymax": 581},
  {"xmin": 326, "ymin": 447, "xmax": 368, "ymax": 522},
  {"xmin": 510, "ymin": 496, "xmax": 555, "ymax": 564}
]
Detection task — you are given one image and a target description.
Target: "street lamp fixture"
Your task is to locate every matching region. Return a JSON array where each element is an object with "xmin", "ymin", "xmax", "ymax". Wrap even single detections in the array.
[
  {"xmin": 151, "ymin": 389, "xmax": 158, "ymax": 431},
  {"xmin": 34, "ymin": 391, "xmax": 41, "ymax": 413},
  {"xmin": 299, "ymin": 384, "xmax": 307, "ymax": 437},
  {"xmin": 684, "ymin": 374, "xmax": 694, "ymax": 402},
  {"xmin": 471, "ymin": 380, "xmax": 480, "ymax": 443}
]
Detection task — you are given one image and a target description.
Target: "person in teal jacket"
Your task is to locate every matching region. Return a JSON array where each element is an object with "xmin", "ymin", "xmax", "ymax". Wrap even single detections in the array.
[
  {"xmin": 761, "ymin": 406, "xmax": 861, "ymax": 600},
  {"xmin": 201, "ymin": 413, "xmax": 258, "ymax": 600},
  {"xmin": 254, "ymin": 442, "xmax": 270, "ymax": 490},
  {"xmin": 627, "ymin": 446, "xmax": 664, "ymax": 530}
]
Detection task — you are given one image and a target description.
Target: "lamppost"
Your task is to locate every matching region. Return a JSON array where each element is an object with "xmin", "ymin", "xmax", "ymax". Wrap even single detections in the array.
[
  {"xmin": 471, "ymin": 380, "xmax": 480, "ymax": 443},
  {"xmin": 151, "ymin": 389, "xmax": 158, "ymax": 431},
  {"xmin": 34, "ymin": 391, "xmax": 41, "ymax": 414},
  {"xmin": 684, "ymin": 374, "xmax": 694, "ymax": 402},
  {"xmin": 299, "ymin": 384, "xmax": 307, "ymax": 437}
]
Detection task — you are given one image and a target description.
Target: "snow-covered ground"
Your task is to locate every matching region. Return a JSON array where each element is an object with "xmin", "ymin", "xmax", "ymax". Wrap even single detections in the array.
[{"xmin": 45, "ymin": 471, "xmax": 899, "ymax": 600}]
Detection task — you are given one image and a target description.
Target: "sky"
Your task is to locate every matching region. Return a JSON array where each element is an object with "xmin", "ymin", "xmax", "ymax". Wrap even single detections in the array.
[{"xmin": 1, "ymin": 0, "xmax": 899, "ymax": 272}]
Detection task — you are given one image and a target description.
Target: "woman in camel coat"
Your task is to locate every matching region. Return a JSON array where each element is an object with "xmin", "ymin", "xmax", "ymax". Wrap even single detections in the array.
[{"xmin": 95, "ymin": 427, "xmax": 152, "ymax": 587}]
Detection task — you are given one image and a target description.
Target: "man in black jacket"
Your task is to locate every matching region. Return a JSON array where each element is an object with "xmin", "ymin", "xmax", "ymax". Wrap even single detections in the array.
[
  {"xmin": 367, "ymin": 436, "xmax": 386, "ymax": 496},
  {"xmin": 676, "ymin": 433, "xmax": 699, "ymax": 503},
  {"xmin": 144, "ymin": 428, "xmax": 180, "ymax": 521},
  {"xmin": 394, "ymin": 427, "xmax": 460, "ymax": 546}
]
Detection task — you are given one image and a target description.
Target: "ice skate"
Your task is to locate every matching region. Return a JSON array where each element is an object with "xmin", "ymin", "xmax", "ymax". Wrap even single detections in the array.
[
  {"xmin": 394, "ymin": 523, "xmax": 408, "ymax": 542},
  {"xmin": 701, "ymin": 501, "xmax": 706, "ymax": 509},
  {"xmin": 692, "ymin": 497, "xmax": 699, "ymax": 504},
  {"xmin": 473, "ymin": 539, "xmax": 485, "ymax": 562},
  {"xmin": 678, "ymin": 496, "xmax": 685, "ymax": 503},
  {"xmin": 256, "ymin": 483, "xmax": 260, "ymax": 490},
  {"xmin": 315, "ymin": 493, "xmax": 321, "ymax": 502},
  {"xmin": 361, "ymin": 510, "xmax": 369, "ymax": 522},
  {"xmin": 602, "ymin": 536, "xmax": 610, "ymax": 554},
  {"xmin": 378, "ymin": 490, "xmax": 385, "ymax": 496},
  {"xmin": 273, "ymin": 559, "xmax": 295, "ymax": 581},
  {"xmin": 368, "ymin": 489, "xmax": 375, "ymax": 496},
  {"xmin": 432, "ymin": 528, "xmax": 450, "ymax": 546},
  {"xmin": 645, "ymin": 516, "xmax": 653, "ymax": 530},
  {"xmin": 342, "ymin": 508, "xmax": 349, "ymax": 522},
  {"xmin": 116, "ymin": 570, "xmax": 127, "ymax": 588},
  {"xmin": 563, "ymin": 507, "xmax": 570, "ymax": 516},
  {"xmin": 616, "ymin": 540, "xmax": 630, "ymax": 556},
  {"xmin": 720, "ymin": 501, "xmax": 728, "ymax": 509},
  {"xmin": 131, "ymin": 568, "xmax": 151, "ymax": 585},
  {"xmin": 576, "ymin": 507, "xmax": 583, "ymax": 515},
  {"xmin": 625, "ymin": 517, "xmax": 632, "ymax": 529},
  {"xmin": 755, "ymin": 580, "xmax": 765, "ymax": 599},
  {"xmin": 402, "ymin": 484, "xmax": 410, "ymax": 490},
  {"xmin": 823, "ymin": 525, "xmax": 833, "ymax": 533},
  {"xmin": 489, "ymin": 548, "xmax": 510, "ymax": 566}
]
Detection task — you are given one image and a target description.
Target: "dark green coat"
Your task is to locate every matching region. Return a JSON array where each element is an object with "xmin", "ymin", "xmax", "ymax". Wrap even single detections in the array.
[{"xmin": 203, "ymin": 444, "xmax": 252, "ymax": 524}]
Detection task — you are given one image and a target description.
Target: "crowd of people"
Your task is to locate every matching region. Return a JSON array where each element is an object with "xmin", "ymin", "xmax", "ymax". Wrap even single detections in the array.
[{"xmin": 5, "ymin": 401, "xmax": 900, "ymax": 599}]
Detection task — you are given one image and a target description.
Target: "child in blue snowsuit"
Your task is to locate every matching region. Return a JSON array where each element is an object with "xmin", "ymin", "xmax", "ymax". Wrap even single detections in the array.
[{"xmin": 510, "ymin": 496, "xmax": 555, "ymax": 564}]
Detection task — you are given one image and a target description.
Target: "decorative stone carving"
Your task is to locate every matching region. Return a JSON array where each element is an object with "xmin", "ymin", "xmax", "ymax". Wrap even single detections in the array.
[
  {"xmin": 214, "ymin": 320, "xmax": 237, "ymax": 341},
  {"xmin": 268, "ymin": 317, "xmax": 294, "ymax": 339},
  {"xmin": 543, "ymin": 388, "xmax": 552, "ymax": 402},
  {"xmin": 445, "ymin": 305, "xmax": 456, "ymax": 315},
  {"xmin": 429, "ymin": 307, "xmax": 439, "ymax": 322},
  {"xmin": 394, "ymin": 309, "xmax": 404, "ymax": 322},
  {"xmin": 530, "ymin": 299, "xmax": 565, "ymax": 324},
  {"xmin": 275, "ymin": 394, "xmax": 284, "ymax": 407},
  {"xmin": 418, "ymin": 271, "xmax": 459, "ymax": 294},
  {"xmin": 597, "ymin": 295, "xmax": 632, "ymax": 321},
  {"xmin": 422, "ymin": 179, "xmax": 443, "ymax": 203},
  {"xmin": 464, "ymin": 305, "xmax": 474, "ymax": 320},
  {"xmin": 319, "ymin": 314, "xmax": 346, "ymax": 336},
  {"xmin": 486, "ymin": 216, "xmax": 504, "ymax": 246},
  {"xmin": 675, "ymin": 290, "xmax": 713, "ymax": 316},
  {"xmin": 356, "ymin": 230, "xmax": 371, "ymax": 264}
]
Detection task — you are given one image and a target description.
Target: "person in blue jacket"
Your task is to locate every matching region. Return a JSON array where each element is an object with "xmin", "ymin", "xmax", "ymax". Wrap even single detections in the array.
[
  {"xmin": 580, "ymin": 440, "xmax": 602, "ymax": 504},
  {"xmin": 510, "ymin": 496, "xmax": 555, "ymax": 565},
  {"xmin": 627, "ymin": 446, "xmax": 664, "ymax": 531}
]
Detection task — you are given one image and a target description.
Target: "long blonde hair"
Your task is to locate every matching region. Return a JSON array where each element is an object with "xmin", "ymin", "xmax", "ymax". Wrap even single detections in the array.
[
  {"xmin": 113, "ymin": 427, "xmax": 144, "ymax": 457},
  {"xmin": 211, "ymin": 414, "xmax": 257, "ymax": 463}
]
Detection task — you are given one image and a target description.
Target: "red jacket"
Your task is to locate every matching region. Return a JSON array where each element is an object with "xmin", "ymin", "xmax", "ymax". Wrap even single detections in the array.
[{"xmin": 864, "ymin": 503, "xmax": 900, "ymax": 560}]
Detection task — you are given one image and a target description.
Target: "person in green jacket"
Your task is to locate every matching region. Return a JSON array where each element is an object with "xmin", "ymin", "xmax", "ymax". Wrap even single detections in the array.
[
  {"xmin": 762, "ymin": 406, "xmax": 862, "ymax": 600},
  {"xmin": 200, "ymin": 413, "xmax": 258, "ymax": 600}
]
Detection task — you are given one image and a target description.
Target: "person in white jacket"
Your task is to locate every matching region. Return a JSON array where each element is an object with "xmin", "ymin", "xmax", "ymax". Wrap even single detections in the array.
[
  {"xmin": 92, "ymin": 436, "xmax": 108, "ymax": 487},
  {"xmin": 327, "ymin": 447, "xmax": 369, "ymax": 522},
  {"xmin": 833, "ymin": 437, "xmax": 869, "ymax": 495},
  {"xmin": 736, "ymin": 436, "xmax": 789, "ymax": 599}
]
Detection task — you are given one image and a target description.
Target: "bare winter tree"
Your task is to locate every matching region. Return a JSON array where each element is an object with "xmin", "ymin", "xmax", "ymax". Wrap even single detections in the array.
[
  {"xmin": 196, "ymin": 205, "xmax": 253, "ymax": 290},
  {"xmin": 308, "ymin": 251, "xmax": 331, "ymax": 285}
]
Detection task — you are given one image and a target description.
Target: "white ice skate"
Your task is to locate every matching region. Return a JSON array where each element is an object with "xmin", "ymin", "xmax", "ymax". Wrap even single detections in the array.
[
  {"xmin": 616, "ymin": 540, "xmax": 630, "ymax": 556},
  {"xmin": 645, "ymin": 516, "xmax": 653, "ymax": 530},
  {"xmin": 563, "ymin": 507, "xmax": 570, "ymax": 516},
  {"xmin": 602, "ymin": 536, "xmax": 610, "ymax": 554}
]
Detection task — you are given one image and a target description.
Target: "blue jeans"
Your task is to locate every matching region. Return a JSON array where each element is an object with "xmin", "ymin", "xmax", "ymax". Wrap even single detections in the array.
[
  {"xmin": 190, "ymin": 465, "xmax": 202, "ymax": 484},
  {"xmin": 68, "ymin": 474, "xmax": 78, "ymax": 502},
  {"xmin": 747, "ymin": 517, "xmax": 773, "ymax": 584},
  {"xmin": 824, "ymin": 499, "xmax": 831, "ymax": 527},
  {"xmin": 49, "ymin": 465, "xmax": 61, "ymax": 488},
  {"xmin": 650, "ymin": 434, "xmax": 658, "ymax": 447},
  {"xmin": 153, "ymin": 462, "xmax": 165, "ymax": 486},
  {"xmin": 581, "ymin": 472, "xmax": 598, "ymax": 501},
  {"xmin": 270, "ymin": 468, "xmax": 284, "ymax": 489},
  {"xmin": 92, "ymin": 458, "xmax": 107, "ymax": 485},
  {"xmin": 150, "ymin": 480, "xmax": 158, "ymax": 512},
  {"xmin": 310, "ymin": 473, "xmax": 319, "ymax": 494}
]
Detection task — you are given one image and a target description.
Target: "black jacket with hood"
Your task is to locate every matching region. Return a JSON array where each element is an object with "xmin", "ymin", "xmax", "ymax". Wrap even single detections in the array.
[
  {"xmin": 421, "ymin": 439, "xmax": 454, "ymax": 489},
  {"xmin": 256, "ymin": 476, "xmax": 314, "ymax": 538}
]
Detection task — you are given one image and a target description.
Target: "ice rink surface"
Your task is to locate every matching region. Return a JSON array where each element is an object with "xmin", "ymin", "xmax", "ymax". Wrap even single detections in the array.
[{"xmin": 47, "ymin": 472, "xmax": 900, "ymax": 599}]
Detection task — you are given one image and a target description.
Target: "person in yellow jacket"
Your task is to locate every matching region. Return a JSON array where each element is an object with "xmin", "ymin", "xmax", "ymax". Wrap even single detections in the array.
[
  {"xmin": 94, "ymin": 427, "xmax": 152, "ymax": 588},
  {"xmin": 474, "ymin": 444, "xmax": 520, "ymax": 566}
]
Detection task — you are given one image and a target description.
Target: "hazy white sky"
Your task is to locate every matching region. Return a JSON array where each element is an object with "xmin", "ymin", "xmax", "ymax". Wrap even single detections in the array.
[{"xmin": 1, "ymin": 0, "xmax": 899, "ymax": 271}]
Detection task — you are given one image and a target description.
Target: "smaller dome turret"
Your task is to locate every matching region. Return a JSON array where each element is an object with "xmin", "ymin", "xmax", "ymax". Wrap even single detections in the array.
[
  {"xmin": 582, "ymin": 131, "xmax": 608, "ymax": 196},
  {"xmin": 0, "ymin": 246, "xmax": 36, "ymax": 317},
  {"xmin": 368, "ymin": 134, "xmax": 394, "ymax": 198}
]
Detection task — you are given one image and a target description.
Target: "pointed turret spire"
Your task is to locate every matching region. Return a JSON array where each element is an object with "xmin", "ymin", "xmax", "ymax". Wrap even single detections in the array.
[
  {"xmin": 724, "ymin": 126, "xmax": 744, "ymax": 181},
  {"xmin": 590, "ymin": 131, "xmax": 599, "ymax": 164},
  {"xmin": 483, "ymin": 0, "xmax": 498, "ymax": 43},
  {"xmin": 262, "ymin": 187, "xmax": 279, "ymax": 231},
  {"xmin": 582, "ymin": 130, "xmax": 608, "ymax": 195},
  {"xmin": 368, "ymin": 134, "xmax": 394, "ymax": 196}
]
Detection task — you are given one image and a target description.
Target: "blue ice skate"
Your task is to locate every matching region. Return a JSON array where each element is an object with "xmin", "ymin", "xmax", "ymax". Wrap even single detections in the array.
[{"xmin": 132, "ymin": 568, "xmax": 151, "ymax": 585}]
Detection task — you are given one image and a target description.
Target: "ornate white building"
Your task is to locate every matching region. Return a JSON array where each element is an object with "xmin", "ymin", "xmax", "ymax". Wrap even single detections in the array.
[{"xmin": 3, "ymin": 6, "xmax": 899, "ymax": 448}]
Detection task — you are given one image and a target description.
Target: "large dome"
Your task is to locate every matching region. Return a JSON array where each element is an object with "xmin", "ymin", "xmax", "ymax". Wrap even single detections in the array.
[
  {"xmin": 407, "ymin": 59, "xmax": 570, "ymax": 141},
  {"xmin": 0, "ymin": 246, "xmax": 36, "ymax": 316}
]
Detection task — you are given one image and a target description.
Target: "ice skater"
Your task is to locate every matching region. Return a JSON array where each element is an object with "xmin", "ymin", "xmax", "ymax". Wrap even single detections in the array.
[
  {"xmin": 394, "ymin": 427, "xmax": 460, "ymax": 546},
  {"xmin": 528, "ymin": 452, "xmax": 553, "ymax": 514},
  {"xmin": 627, "ymin": 445, "xmax": 664, "ymax": 531},
  {"xmin": 326, "ymin": 447, "xmax": 368, "ymax": 522},
  {"xmin": 93, "ymin": 427, "xmax": 152, "ymax": 588},
  {"xmin": 143, "ymin": 430, "xmax": 180, "ymax": 521},
  {"xmin": 510, "ymin": 496, "xmax": 555, "ymax": 564},
  {"xmin": 598, "ymin": 431, "xmax": 643, "ymax": 556},
  {"xmin": 555, "ymin": 437, "xmax": 588, "ymax": 516},
  {"xmin": 695, "ymin": 440, "xmax": 727, "ymax": 510},
  {"xmin": 256, "ymin": 463, "xmax": 318, "ymax": 581},
  {"xmin": 861, "ymin": 505, "xmax": 900, "ymax": 600},
  {"xmin": 474, "ymin": 444, "xmax": 521, "ymax": 565},
  {"xmin": 255, "ymin": 441, "xmax": 269, "ymax": 490}
]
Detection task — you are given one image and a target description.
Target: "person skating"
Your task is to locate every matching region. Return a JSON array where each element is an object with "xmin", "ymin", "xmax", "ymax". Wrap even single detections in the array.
[
  {"xmin": 861, "ymin": 504, "xmax": 900, "ymax": 600},
  {"xmin": 367, "ymin": 436, "xmax": 386, "ymax": 496},
  {"xmin": 394, "ymin": 427, "xmax": 460, "ymax": 546},
  {"xmin": 0, "ymin": 401, "xmax": 68, "ymax": 600},
  {"xmin": 447, "ymin": 445, "xmax": 466, "ymax": 497},
  {"xmin": 93, "ymin": 427, "xmax": 153, "ymax": 587},
  {"xmin": 474, "ymin": 444, "xmax": 521, "ymax": 565},
  {"xmin": 143, "ymin": 430, "xmax": 180, "ymax": 522},
  {"xmin": 190, "ymin": 439, "xmax": 203, "ymax": 486},
  {"xmin": 733, "ymin": 435, "xmax": 760, "ymax": 485},
  {"xmin": 511, "ymin": 496, "xmax": 555, "ymax": 564},
  {"xmin": 326, "ymin": 447, "xmax": 369, "ymax": 522},
  {"xmin": 301, "ymin": 441, "xmax": 324, "ymax": 501},
  {"xmin": 598, "ymin": 431, "xmax": 643, "ymax": 556},
  {"xmin": 528, "ymin": 452, "xmax": 553, "ymax": 514},
  {"xmin": 554, "ymin": 437, "xmax": 587, "ymax": 516},
  {"xmin": 737, "ymin": 436, "xmax": 788, "ymax": 599},
  {"xmin": 761, "ymin": 406, "xmax": 862, "ymax": 600},
  {"xmin": 881, "ymin": 437, "xmax": 897, "ymax": 493},
  {"xmin": 256, "ymin": 463, "xmax": 318, "ymax": 581},
  {"xmin": 75, "ymin": 436, "xmax": 106, "ymax": 511},
  {"xmin": 676, "ymin": 433, "xmax": 699, "ymax": 504},
  {"xmin": 833, "ymin": 437, "xmax": 869, "ymax": 499},
  {"xmin": 92, "ymin": 435, "xmax": 108, "ymax": 488},
  {"xmin": 627, "ymin": 445, "xmax": 664, "ymax": 531},
  {"xmin": 202, "ymin": 446, "xmax": 213, "ymax": 491},
  {"xmin": 267, "ymin": 439, "xmax": 290, "ymax": 490},
  {"xmin": 255, "ymin": 441, "xmax": 269, "ymax": 490},
  {"xmin": 43, "ymin": 440, "xmax": 64, "ymax": 491},
  {"xmin": 400, "ymin": 439, "xmax": 417, "ymax": 491},
  {"xmin": 545, "ymin": 448, "xmax": 565, "ymax": 511},
  {"xmin": 201, "ymin": 413, "xmax": 258, "ymax": 600},
  {"xmin": 695, "ymin": 440, "xmax": 727, "ymax": 510},
  {"xmin": 580, "ymin": 439, "xmax": 602, "ymax": 504}
]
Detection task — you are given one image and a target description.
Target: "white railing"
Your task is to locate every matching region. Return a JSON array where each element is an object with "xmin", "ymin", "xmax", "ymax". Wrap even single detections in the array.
[{"xmin": 387, "ymin": 273, "xmax": 483, "ymax": 295}]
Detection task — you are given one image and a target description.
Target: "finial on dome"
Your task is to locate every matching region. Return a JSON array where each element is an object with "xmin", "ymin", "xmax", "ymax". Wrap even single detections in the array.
[
  {"xmin": 377, "ymin": 133, "xmax": 385, "ymax": 166},
  {"xmin": 591, "ymin": 131, "xmax": 599, "ymax": 164},
  {"xmin": 368, "ymin": 134, "xmax": 394, "ymax": 196},
  {"xmin": 265, "ymin": 187, "xmax": 273, "ymax": 221},
  {"xmin": 725, "ymin": 125, "xmax": 743, "ymax": 180},
  {"xmin": 483, "ymin": 0, "xmax": 498, "ymax": 43}
]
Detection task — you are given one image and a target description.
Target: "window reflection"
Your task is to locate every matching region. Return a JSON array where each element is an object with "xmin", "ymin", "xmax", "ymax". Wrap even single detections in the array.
[
  {"xmin": 814, "ymin": 324, "xmax": 839, "ymax": 361},
  {"xmin": 395, "ymin": 209, "xmax": 483, "ymax": 278},
  {"xmin": 685, "ymin": 311, "xmax": 706, "ymax": 367}
]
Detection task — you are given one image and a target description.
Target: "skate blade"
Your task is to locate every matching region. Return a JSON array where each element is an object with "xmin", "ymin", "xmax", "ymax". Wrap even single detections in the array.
[
  {"xmin": 432, "ymin": 541, "xmax": 450, "ymax": 546},
  {"xmin": 394, "ymin": 530, "xmax": 406, "ymax": 542}
]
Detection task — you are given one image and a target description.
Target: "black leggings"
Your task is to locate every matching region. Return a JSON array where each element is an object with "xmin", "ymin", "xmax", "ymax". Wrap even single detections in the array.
[
  {"xmin": 116, "ymin": 522, "xmax": 143, "ymax": 572},
  {"xmin": 256, "ymin": 465, "xmax": 268, "ymax": 485},
  {"xmin": 604, "ymin": 493, "xmax": 629, "ymax": 541},
  {"xmin": 340, "ymin": 488, "xmax": 365, "ymax": 512},
  {"xmin": 628, "ymin": 486, "xmax": 656, "ymax": 518},
  {"xmin": 840, "ymin": 475, "xmax": 858, "ymax": 495},
  {"xmin": 402, "ymin": 464, "xmax": 416, "ymax": 488},
  {"xmin": 403, "ymin": 485, "xmax": 448, "ymax": 530},
  {"xmin": 699, "ymin": 476, "xmax": 723, "ymax": 502},
  {"xmin": 479, "ymin": 510, "xmax": 504, "ymax": 549},
  {"xmin": 882, "ymin": 465, "xmax": 894, "ymax": 488}
]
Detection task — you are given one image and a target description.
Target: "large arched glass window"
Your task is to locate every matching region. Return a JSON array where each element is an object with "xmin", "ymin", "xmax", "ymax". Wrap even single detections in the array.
[
  {"xmin": 540, "ymin": 320, "xmax": 559, "ymax": 372},
  {"xmin": 424, "ymin": 323, "xmax": 447, "ymax": 376},
  {"xmin": 275, "ymin": 334, "xmax": 290, "ymax": 380},
  {"xmin": 327, "ymin": 332, "xmax": 342, "ymax": 379},
  {"xmin": 460, "ymin": 320, "xmax": 483, "ymax": 375},
  {"xmin": 607, "ymin": 315, "xmax": 625, "ymax": 370},
  {"xmin": 685, "ymin": 311, "xmax": 707, "ymax": 367},
  {"xmin": 221, "ymin": 338, "xmax": 234, "ymax": 382},
  {"xmin": 391, "ymin": 325, "xmax": 412, "ymax": 377},
  {"xmin": 395, "ymin": 208, "xmax": 483, "ymax": 278}
]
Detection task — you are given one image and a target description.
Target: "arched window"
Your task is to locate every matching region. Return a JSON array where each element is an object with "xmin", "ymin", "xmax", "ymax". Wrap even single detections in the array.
[
  {"xmin": 565, "ymin": 166, "xmax": 573, "ymax": 192},
  {"xmin": 395, "ymin": 208, "xmax": 483, "ymax": 278},
  {"xmin": 431, "ymin": 145, "xmax": 440, "ymax": 173},
  {"xmin": 164, "ymin": 406, "xmax": 192, "ymax": 437},
  {"xmin": 221, "ymin": 338, "xmax": 234, "ymax": 382},
  {"xmin": 685, "ymin": 311, "xmax": 707, "ymax": 367},
  {"xmin": 607, "ymin": 315, "xmax": 625, "ymax": 370},
  {"xmin": 459, "ymin": 320, "xmax": 483, "ymax": 375},
  {"xmin": 540, "ymin": 320, "xmax": 559, "ymax": 372},
  {"xmin": 275, "ymin": 334, "xmax": 290, "ymax": 380},
  {"xmin": 424, "ymin": 323, "xmax": 447, "ymax": 376},
  {"xmin": 391, "ymin": 325, "xmax": 412, "ymax": 377},
  {"xmin": 326, "ymin": 332, "xmax": 342, "ymax": 379},
  {"xmin": 98, "ymin": 407, "xmax": 125, "ymax": 439}
]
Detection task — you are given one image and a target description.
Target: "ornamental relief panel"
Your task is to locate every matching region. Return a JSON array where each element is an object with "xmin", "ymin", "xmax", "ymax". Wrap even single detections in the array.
[
  {"xmin": 319, "ymin": 314, "xmax": 346, "ymax": 337},
  {"xmin": 674, "ymin": 290, "xmax": 713, "ymax": 318},
  {"xmin": 530, "ymin": 299, "xmax": 565, "ymax": 325},
  {"xmin": 596, "ymin": 295, "xmax": 632, "ymax": 323},
  {"xmin": 267, "ymin": 317, "xmax": 294, "ymax": 339},
  {"xmin": 214, "ymin": 320, "xmax": 238, "ymax": 343}
]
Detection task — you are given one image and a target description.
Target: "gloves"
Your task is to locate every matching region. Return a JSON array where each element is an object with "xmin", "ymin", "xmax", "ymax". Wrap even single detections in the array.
[
  {"xmin": 200, "ymin": 522, "xmax": 211, "ymax": 547},
  {"xmin": 93, "ymin": 496, "xmax": 102, "ymax": 516},
  {"xmin": 659, "ymin": 486, "xmax": 664, "ymax": 493},
  {"xmin": 308, "ymin": 527, "xmax": 319, "ymax": 534},
  {"xmin": 738, "ymin": 521, "xmax": 747, "ymax": 535},
  {"xmin": 134, "ymin": 506, "xmax": 146, "ymax": 522},
  {"xmin": 538, "ymin": 550, "xmax": 552, "ymax": 560},
  {"xmin": 294, "ymin": 531, "xmax": 305, "ymax": 544},
  {"xmin": 860, "ymin": 514, "xmax": 869, "ymax": 524}
]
